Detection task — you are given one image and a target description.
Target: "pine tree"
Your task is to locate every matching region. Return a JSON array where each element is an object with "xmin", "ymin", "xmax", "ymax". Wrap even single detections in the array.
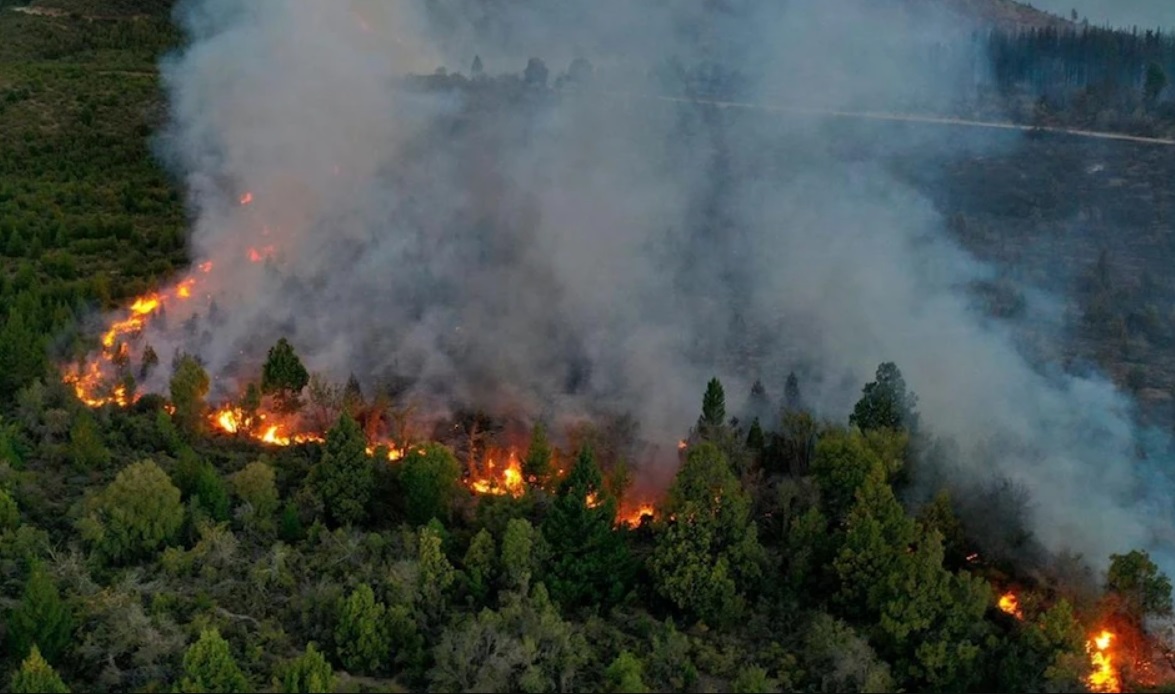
[
  {"xmin": 10, "ymin": 646, "xmax": 69, "ymax": 694},
  {"xmin": 261, "ymin": 337, "xmax": 310, "ymax": 414},
  {"xmin": 849, "ymin": 362, "xmax": 919, "ymax": 433},
  {"xmin": 169, "ymin": 354, "xmax": 210, "ymax": 436},
  {"xmin": 541, "ymin": 446, "xmax": 632, "ymax": 608},
  {"xmin": 178, "ymin": 629, "xmax": 250, "ymax": 693},
  {"xmin": 279, "ymin": 643, "xmax": 334, "ymax": 694},
  {"xmin": 312, "ymin": 413, "xmax": 373, "ymax": 526},
  {"xmin": 335, "ymin": 584, "xmax": 390, "ymax": 674},
  {"xmin": 8, "ymin": 561, "xmax": 74, "ymax": 663},
  {"xmin": 400, "ymin": 442, "xmax": 462, "ymax": 526},
  {"xmin": 700, "ymin": 377, "xmax": 726, "ymax": 432}
]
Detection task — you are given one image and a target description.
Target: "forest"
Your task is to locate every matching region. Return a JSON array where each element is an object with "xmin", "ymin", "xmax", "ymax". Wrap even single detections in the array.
[{"xmin": 4, "ymin": 1, "xmax": 1175, "ymax": 693}]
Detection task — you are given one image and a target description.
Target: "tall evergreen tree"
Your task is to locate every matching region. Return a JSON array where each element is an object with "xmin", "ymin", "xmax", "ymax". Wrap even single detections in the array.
[
  {"xmin": 261, "ymin": 337, "xmax": 310, "ymax": 414},
  {"xmin": 8, "ymin": 561, "xmax": 74, "ymax": 663},
  {"xmin": 311, "ymin": 413, "xmax": 373, "ymax": 527},
  {"xmin": 849, "ymin": 362, "xmax": 919, "ymax": 433},
  {"xmin": 9, "ymin": 646, "xmax": 69, "ymax": 694},
  {"xmin": 279, "ymin": 643, "xmax": 334, "ymax": 694},
  {"xmin": 542, "ymin": 447, "xmax": 632, "ymax": 608}
]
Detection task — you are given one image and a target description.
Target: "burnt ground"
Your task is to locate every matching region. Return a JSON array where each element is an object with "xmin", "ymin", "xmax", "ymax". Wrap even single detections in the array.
[{"xmin": 888, "ymin": 126, "xmax": 1175, "ymax": 425}]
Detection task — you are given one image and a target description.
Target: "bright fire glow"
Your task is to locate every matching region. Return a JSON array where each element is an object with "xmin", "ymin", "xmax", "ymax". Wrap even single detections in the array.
[
  {"xmin": 619, "ymin": 503, "xmax": 655, "ymax": 527},
  {"xmin": 997, "ymin": 592, "xmax": 1023, "ymax": 619},
  {"xmin": 1086, "ymin": 630, "xmax": 1120, "ymax": 693},
  {"xmin": 239, "ymin": 192, "xmax": 253, "ymax": 205},
  {"xmin": 585, "ymin": 492, "xmax": 599, "ymax": 508},
  {"xmin": 469, "ymin": 452, "xmax": 526, "ymax": 497}
]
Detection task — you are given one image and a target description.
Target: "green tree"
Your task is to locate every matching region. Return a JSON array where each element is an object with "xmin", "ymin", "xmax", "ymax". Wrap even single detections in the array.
[
  {"xmin": 605, "ymin": 651, "xmax": 648, "ymax": 693},
  {"xmin": 464, "ymin": 528, "xmax": 496, "ymax": 604},
  {"xmin": 9, "ymin": 646, "xmax": 68, "ymax": 694},
  {"xmin": 279, "ymin": 643, "xmax": 334, "ymax": 694},
  {"xmin": 849, "ymin": 362, "xmax": 918, "ymax": 432},
  {"xmin": 334, "ymin": 584, "xmax": 390, "ymax": 674},
  {"xmin": 522, "ymin": 421, "xmax": 553, "ymax": 487},
  {"xmin": 69, "ymin": 412, "xmax": 110, "ymax": 468},
  {"xmin": 169, "ymin": 354, "xmax": 210, "ymax": 435},
  {"xmin": 501, "ymin": 517, "xmax": 538, "ymax": 591},
  {"xmin": 194, "ymin": 462, "xmax": 230, "ymax": 522},
  {"xmin": 419, "ymin": 523, "xmax": 457, "ymax": 618},
  {"xmin": 77, "ymin": 459, "xmax": 184, "ymax": 563},
  {"xmin": 399, "ymin": 442, "xmax": 462, "ymax": 526},
  {"xmin": 811, "ymin": 428, "xmax": 903, "ymax": 521},
  {"xmin": 650, "ymin": 442, "xmax": 765, "ymax": 625},
  {"xmin": 1146, "ymin": 61, "xmax": 1168, "ymax": 104},
  {"xmin": 230, "ymin": 460, "xmax": 279, "ymax": 526},
  {"xmin": 261, "ymin": 337, "xmax": 310, "ymax": 414},
  {"xmin": 732, "ymin": 666, "xmax": 777, "ymax": 693},
  {"xmin": 0, "ymin": 487, "xmax": 19, "ymax": 530},
  {"xmin": 1107, "ymin": 549, "xmax": 1174, "ymax": 626},
  {"xmin": 311, "ymin": 413, "xmax": 372, "ymax": 527},
  {"xmin": 541, "ymin": 446, "xmax": 631, "ymax": 608},
  {"xmin": 0, "ymin": 302, "xmax": 47, "ymax": 400},
  {"xmin": 8, "ymin": 561, "xmax": 74, "ymax": 663},
  {"xmin": 699, "ymin": 377, "xmax": 727, "ymax": 435},
  {"xmin": 178, "ymin": 629, "xmax": 250, "ymax": 693}
]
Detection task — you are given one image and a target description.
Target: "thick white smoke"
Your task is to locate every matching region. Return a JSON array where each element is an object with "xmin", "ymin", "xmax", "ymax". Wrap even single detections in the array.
[{"xmin": 143, "ymin": 0, "xmax": 1175, "ymax": 575}]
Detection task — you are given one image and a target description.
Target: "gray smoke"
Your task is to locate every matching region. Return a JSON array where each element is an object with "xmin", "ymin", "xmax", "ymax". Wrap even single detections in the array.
[{"xmin": 141, "ymin": 0, "xmax": 1175, "ymax": 576}]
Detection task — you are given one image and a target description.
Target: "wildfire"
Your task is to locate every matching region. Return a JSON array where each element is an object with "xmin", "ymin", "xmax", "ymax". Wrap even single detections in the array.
[
  {"xmin": 997, "ymin": 592, "xmax": 1024, "ymax": 620},
  {"xmin": 209, "ymin": 406, "xmax": 326, "ymax": 447},
  {"xmin": 469, "ymin": 452, "xmax": 526, "ymax": 497},
  {"xmin": 1087, "ymin": 629, "xmax": 1120, "ymax": 693},
  {"xmin": 619, "ymin": 503, "xmax": 656, "ymax": 527}
]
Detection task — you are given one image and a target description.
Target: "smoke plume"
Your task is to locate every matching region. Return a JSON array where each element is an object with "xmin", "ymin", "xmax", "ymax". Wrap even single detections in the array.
[{"xmin": 143, "ymin": 0, "xmax": 1175, "ymax": 575}]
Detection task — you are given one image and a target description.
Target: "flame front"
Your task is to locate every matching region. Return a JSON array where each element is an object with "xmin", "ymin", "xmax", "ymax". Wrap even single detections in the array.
[
  {"xmin": 997, "ymin": 592, "xmax": 1023, "ymax": 619},
  {"xmin": 620, "ymin": 503, "xmax": 656, "ymax": 527},
  {"xmin": 1086, "ymin": 629, "xmax": 1120, "ymax": 693},
  {"xmin": 469, "ymin": 452, "xmax": 526, "ymax": 497}
]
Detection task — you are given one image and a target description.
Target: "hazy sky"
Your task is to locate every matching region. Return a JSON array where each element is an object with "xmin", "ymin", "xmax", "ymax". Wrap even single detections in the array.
[{"xmin": 1029, "ymin": 0, "xmax": 1175, "ymax": 29}]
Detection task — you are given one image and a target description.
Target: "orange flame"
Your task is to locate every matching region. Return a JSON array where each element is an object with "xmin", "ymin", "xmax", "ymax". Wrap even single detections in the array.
[
  {"xmin": 998, "ymin": 592, "xmax": 1024, "ymax": 620},
  {"xmin": 469, "ymin": 452, "xmax": 526, "ymax": 497},
  {"xmin": 1086, "ymin": 629, "xmax": 1120, "ymax": 693},
  {"xmin": 239, "ymin": 192, "xmax": 253, "ymax": 205},
  {"xmin": 619, "ymin": 503, "xmax": 656, "ymax": 527}
]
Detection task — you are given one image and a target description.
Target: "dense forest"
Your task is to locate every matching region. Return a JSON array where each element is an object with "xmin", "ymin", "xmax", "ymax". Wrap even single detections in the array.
[{"xmin": 5, "ymin": 1, "xmax": 1175, "ymax": 693}]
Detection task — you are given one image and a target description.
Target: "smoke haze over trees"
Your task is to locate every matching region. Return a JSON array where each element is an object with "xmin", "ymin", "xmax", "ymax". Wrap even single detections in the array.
[
  {"xmin": 7, "ymin": 0, "xmax": 1175, "ymax": 690},
  {"xmin": 139, "ymin": 0, "xmax": 1175, "ymax": 578}
]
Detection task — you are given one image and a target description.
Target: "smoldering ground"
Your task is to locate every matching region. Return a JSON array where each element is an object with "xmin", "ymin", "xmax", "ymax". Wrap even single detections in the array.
[{"xmin": 139, "ymin": 0, "xmax": 1175, "ymax": 575}]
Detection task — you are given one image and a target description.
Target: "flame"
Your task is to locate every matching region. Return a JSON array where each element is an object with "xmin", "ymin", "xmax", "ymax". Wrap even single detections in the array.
[
  {"xmin": 199, "ymin": 261, "xmax": 213, "ymax": 273},
  {"xmin": 239, "ymin": 192, "xmax": 253, "ymax": 205},
  {"xmin": 585, "ymin": 492, "xmax": 599, "ymax": 508},
  {"xmin": 1086, "ymin": 630, "xmax": 1120, "ymax": 693},
  {"xmin": 469, "ymin": 452, "xmax": 526, "ymax": 497},
  {"xmin": 998, "ymin": 592, "xmax": 1024, "ymax": 619},
  {"xmin": 677, "ymin": 439, "xmax": 687, "ymax": 450},
  {"xmin": 216, "ymin": 407, "xmax": 242, "ymax": 433},
  {"xmin": 620, "ymin": 503, "xmax": 656, "ymax": 527}
]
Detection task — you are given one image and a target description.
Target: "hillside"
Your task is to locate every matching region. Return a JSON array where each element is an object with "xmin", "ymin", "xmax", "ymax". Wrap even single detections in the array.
[
  {"xmin": 934, "ymin": 0, "xmax": 1073, "ymax": 30},
  {"xmin": 1, "ymin": 3, "xmax": 1174, "ymax": 694}
]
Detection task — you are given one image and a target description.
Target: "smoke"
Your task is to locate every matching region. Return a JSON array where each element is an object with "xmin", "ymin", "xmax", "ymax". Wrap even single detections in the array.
[{"xmin": 145, "ymin": 0, "xmax": 1175, "ymax": 575}]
